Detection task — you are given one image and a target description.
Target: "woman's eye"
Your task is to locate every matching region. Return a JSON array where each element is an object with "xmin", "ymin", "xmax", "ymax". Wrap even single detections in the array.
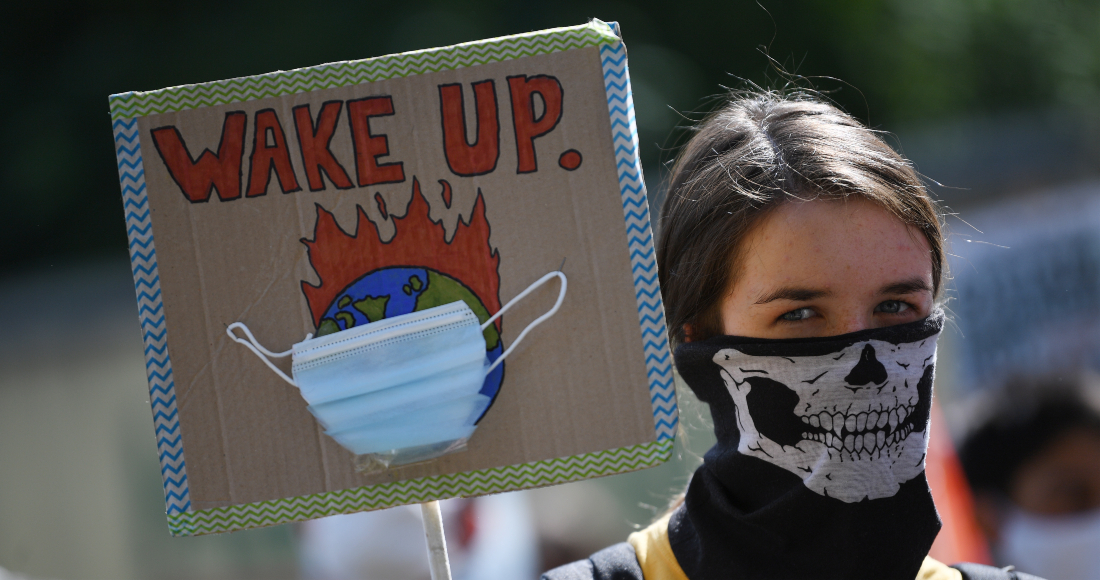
[
  {"xmin": 779, "ymin": 307, "xmax": 816, "ymax": 322},
  {"xmin": 875, "ymin": 300, "xmax": 911, "ymax": 315}
]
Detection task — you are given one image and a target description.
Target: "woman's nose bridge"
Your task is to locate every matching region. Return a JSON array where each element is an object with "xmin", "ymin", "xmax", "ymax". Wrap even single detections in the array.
[{"xmin": 832, "ymin": 308, "xmax": 871, "ymax": 335}]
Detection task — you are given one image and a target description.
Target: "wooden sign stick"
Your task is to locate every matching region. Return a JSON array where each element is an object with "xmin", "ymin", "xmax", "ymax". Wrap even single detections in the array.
[{"xmin": 420, "ymin": 501, "xmax": 453, "ymax": 580}]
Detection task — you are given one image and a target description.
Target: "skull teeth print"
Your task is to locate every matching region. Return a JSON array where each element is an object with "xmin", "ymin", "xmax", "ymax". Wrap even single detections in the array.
[
  {"xmin": 800, "ymin": 405, "xmax": 917, "ymax": 454},
  {"xmin": 715, "ymin": 336, "xmax": 938, "ymax": 503}
]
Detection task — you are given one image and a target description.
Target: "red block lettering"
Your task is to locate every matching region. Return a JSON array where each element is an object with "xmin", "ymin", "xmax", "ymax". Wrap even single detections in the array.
[
  {"xmin": 247, "ymin": 109, "xmax": 300, "ymax": 196},
  {"xmin": 293, "ymin": 101, "xmax": 353, "ymax": 191},
  {"xmin": 507, "ymin": 75, "xmax": 563, "ymax": 174},
  {"xmin": 347, "ymin": 96, "xmax": 405, "ymax": 187},
  {"xmin": 151, "ymin": 112, "xmax": 247, "ymax": 203},
  {"xmin": 439, "ymin": 80, "xmax": 500, "ymax": 176}
]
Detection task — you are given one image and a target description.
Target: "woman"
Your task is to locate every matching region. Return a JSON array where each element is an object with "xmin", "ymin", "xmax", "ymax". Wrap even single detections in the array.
[{"xmin": 541, "ymin": 92, "xmax": 1042, "ymax": 580}]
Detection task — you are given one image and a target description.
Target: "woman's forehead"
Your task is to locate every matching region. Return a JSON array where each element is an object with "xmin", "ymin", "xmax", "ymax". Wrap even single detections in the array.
[{"xmin": 738, "ymin": 198, "xmax": 933, "ymax": 294}]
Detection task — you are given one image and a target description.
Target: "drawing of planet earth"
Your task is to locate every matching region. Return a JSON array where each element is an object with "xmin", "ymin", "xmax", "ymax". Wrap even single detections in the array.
[{"xmin": 316, "ymin": 267, "xmax": 504, "ymax": 413}]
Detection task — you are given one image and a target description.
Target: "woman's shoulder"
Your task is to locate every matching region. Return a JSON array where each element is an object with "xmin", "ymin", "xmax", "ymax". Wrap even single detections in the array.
[
  {"xmin": 539, "ymin": 542, "xmax": 643, "ymax": 580},
  {"xmin": 540, "ymin": 513, "xmax": 685, "ymax": 580}
]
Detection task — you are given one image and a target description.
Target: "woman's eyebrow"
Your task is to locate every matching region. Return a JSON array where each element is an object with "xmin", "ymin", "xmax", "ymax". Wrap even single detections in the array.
[
  {"xmin": 879, "ymin": 278, "xmax": 932, "ymax": 295},
  {"xmin": 754, "ymin": 287, "xmax": 831, "ymax": 304}
]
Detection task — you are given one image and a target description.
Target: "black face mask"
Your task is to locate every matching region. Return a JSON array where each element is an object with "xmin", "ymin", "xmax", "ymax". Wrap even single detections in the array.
[{"xmin": 668, "ymin": 311, "xmax": 945, "ymax": 580}]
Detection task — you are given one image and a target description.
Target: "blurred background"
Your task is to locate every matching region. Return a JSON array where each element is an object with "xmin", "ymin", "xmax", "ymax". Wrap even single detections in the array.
[{"xmin": 3, "ymin": 0, "xmax": 1100, "ymax": 578}]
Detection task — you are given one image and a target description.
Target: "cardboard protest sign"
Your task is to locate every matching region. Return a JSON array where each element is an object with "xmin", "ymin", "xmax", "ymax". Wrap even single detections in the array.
[{"xmin": 109, "ymin": 20, "xmax": 676, "ymax": 536}]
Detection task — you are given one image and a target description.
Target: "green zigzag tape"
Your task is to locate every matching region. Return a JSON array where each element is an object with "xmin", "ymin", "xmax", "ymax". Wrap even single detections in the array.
[
  {"xmin": 109, "ymin": 22, "xmax": 617, "ymax": 120},
  {"xmin": 167, "ymin": 439, "xmax": 671, "ymax": 536}
]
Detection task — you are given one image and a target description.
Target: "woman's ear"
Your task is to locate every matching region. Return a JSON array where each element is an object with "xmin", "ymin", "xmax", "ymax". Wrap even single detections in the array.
[{"xmin": 682, "ymin": 324, "xmax": 695, "ymax": 343}]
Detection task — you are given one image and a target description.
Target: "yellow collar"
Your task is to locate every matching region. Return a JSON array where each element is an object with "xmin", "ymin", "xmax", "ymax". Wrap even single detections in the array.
[{"xmin": 627, "ymin": 513, "xmax": 961, "ymax": 580}]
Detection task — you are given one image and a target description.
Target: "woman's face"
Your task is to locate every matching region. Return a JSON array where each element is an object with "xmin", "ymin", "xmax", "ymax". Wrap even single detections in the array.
[{"xmin": 719, "ymin": 197, "xmax": 934, "ymax": 339}]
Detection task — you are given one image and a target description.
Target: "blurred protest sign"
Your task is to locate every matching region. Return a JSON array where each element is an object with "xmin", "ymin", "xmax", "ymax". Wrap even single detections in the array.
[{"xmin": 109, "ymin": 20, "xmax": 675, "ymax": 536}]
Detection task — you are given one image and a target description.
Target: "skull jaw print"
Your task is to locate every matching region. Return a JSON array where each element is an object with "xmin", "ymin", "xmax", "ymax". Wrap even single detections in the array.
[{"xmin": 714, "ymin": 337, "xmax": 936, "ymax": 503}]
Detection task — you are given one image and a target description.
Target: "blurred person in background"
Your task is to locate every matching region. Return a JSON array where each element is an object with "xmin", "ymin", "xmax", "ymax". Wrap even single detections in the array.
[
  {"xmin": 960, "ymin": 374, "xmax": 1100, "ymax": 580},
  {"xmin": 298, "ymin": 493, "xmax": 538, "ymax": 580}
]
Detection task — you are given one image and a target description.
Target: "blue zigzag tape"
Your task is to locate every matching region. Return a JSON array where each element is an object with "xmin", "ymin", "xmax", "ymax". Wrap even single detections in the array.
[
  {"xmin": 164, "ymin": 488, "xmax": 188, "ymax": 502},
  {"xmin": 116, "ymin": 143, "xmax": 141, "ymax": 156},
  {"xmin": 651, "ymin": 390, "xmax": 677, "ymax": 404},
  {"xmin": 135, "ymin": 275, "xmax": 160, "ymax": 290},
  {"xmin": 650, "ymin": 377, "xmax": 675, "ymax": 391},
  {"xmin": 137, "ymin": 289, "xmax": 162, "ymax": 302},
  {"xmin": 150, "ymin": 394, "xmax": 176, "ymax": 409},
  {"xmin": 641, "ymin": 326, "xmax": 666, "ymax": 339},
  {"xmin": 141, "ymin": 314, "xmax": 166, "ymax": 328},
  {"xmin": 112, "ymin": 111, "xmax": 190, "ymax": 517},
  {"xmin": 163, "ymin": 475, "xmax": 188, "ymax": 489},
  {"xmin": 123, "ymin": 190, "xmax": 148, "ymax": 204},
  {"xmin": 616, "ymin": 158, "xmax": 640, "ymax": 171},
  {"xmin": 653, "ymin": 406, "xmax": 677, "ymax": 420},
  {"xmin": 654, "ymin": 418, "xmax": 678, "ymax": 432},
  {"xmin": 132, "ymin": 262, "xmax": 158, "ymax": 276},
  {"xmin": 601, "ymin": 53, "xmax": 627, "ymax": 67},
  {"xmin": 138, "ymin": 303, "xmax": 164, "ymax": 317},
  {"xmin": 128, "ymin": 222, "xmax": 153, "ymax": 236},
  {"xmin": 613, "ymin": 143, "xmax": 638, "ymax": 157},
  {"xmin": 126, "ymin": 208, "xmax": 151, "ymax": 222},
  {"xmin": 129, "ymin": 236, "xmax": 154, "ymax": 250},
  {"xmin": 149, "ymin": 384, "xmax": 174, "ymax": 398},
  {"xmin": 606, "ymin": 79, "xmax": 629, "ymax": 92},
  {"xmin": 155, "ymin": 423, "xmax": 181, "ymax": 436},
  {"xmin": 118, "ymin": 157, "xmax": 143, "ymax": 170},
  {"xmin": 608, "ymin": 104, "xmax": 634, "ymax": 118},
  {"xmin": 601, "ymin": 36, "xmax": 677, "ymax": 449},
  {"xmin": 645, "ymin": 352, "xmax": 671, "ymax": 365},
  {"xmin": 147, "ymin": 368, "xmax": 173, "ymax": 383},
  {"xmin": 607, "ymin": 93, "xmax": 630, "ymax": 106},
  {"xmin": 166, "ymin": 501, "xmax": 192, "ymax": 516},
  {"xmin": 610, "ymin": 118, "xmax": 631, "ymax": 130},
  {"xmin": 646, "ymin": 364, "xmax": 673, "ymax": 378},
  {"xmin": 618, "ymin": 169, "xmax": 642, "ymax": 183},
  {"xmin": 118, "ymin": 168, "xmax": 145, "ymax": 182}
]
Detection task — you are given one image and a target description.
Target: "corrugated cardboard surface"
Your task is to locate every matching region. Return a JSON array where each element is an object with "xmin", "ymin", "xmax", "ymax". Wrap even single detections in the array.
[{"xmin": 136, "ymin": 45, "xmax": 655, "ymax": 511}]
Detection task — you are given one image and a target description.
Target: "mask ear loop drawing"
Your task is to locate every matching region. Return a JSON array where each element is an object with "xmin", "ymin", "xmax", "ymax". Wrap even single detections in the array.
[
  {"xmin": 225, "ymin": 322, "xmax": 308, "ymax": 388},
  {"xmin": 225, "ymin": 270, "xmax": 566, "ymax": 384},
  {"xmin": 481, "ymin": 270, "xmax": 567, "ymax": 375}
]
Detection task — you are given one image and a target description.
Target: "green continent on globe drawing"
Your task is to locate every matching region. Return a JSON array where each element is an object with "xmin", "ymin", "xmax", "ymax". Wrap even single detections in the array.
[
  {"xmin": 353, "ymin": 295, "xmax": 389, "ymax": 323},
  {"xmin": 315, "ymin": 268, "xmax": 500, "ymax": 350},
  {"xmin": 416, "ymin": 271, "xmax": 500, "ymax": 350}
]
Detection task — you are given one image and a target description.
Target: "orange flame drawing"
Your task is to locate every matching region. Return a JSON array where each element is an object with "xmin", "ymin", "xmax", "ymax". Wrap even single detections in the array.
[{"xmin": 301, "ymin": 178, "xmax": 501, "ymax": 328}]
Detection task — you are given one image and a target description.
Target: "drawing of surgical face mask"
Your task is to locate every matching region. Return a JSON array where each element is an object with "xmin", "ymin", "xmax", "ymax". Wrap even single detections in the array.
[{"xmin": 228, "ymin": 271, "xmax": 566, "ymax": 466}]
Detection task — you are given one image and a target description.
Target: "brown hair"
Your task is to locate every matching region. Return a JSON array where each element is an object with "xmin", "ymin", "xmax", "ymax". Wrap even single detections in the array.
[{"xmin": 656, "ymin": 92, "xmax": 944, "ymax": 345}]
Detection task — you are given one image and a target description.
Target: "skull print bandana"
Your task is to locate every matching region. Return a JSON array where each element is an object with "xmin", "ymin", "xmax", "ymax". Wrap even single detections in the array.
[{"xmin": 668, "ymin": 311, "xmax": 944, "ymax": 580}]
